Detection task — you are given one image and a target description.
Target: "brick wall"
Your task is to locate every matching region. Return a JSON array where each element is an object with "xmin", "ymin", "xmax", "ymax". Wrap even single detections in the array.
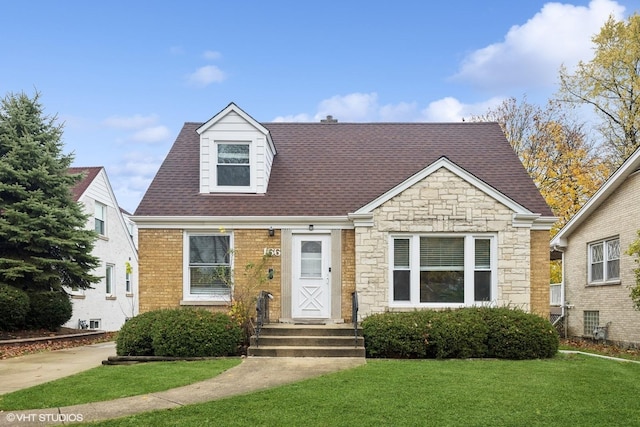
[
  {"xmin": 563, "ymin": 172, "xmax": 640, "ymax": 346},
  {"xmin": 341, "ymin": 229, "xmax": 356, "ymax": 321},
  {"xmin": 530, "ymin": 230, "xmax": 550, "ymax": 318},
  {"xmin": 138, "ymin": 229, "xmax": 183, "ymax": 312},
  {"xmin": 232, "ymin": 229, "xmax": 282, "ymax": 322},
  {"xmin": 355, "ymin": 167, "xmax": 533, "ymax": 316}
]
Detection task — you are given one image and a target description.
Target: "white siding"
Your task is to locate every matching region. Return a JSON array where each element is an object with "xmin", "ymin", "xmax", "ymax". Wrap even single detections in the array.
[
  {"xmin": 65, "ymin": 168, "xmax": 139, "ymax": 331},
  {"xmin": 199, "ymin": 109, "xmax": 275, "ymax": 194}
]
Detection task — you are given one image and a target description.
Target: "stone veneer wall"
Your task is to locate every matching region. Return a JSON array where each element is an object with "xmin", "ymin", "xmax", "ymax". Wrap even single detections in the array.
[
  {"xmin": 563, "ymin": 172, "xmax": 640, "ymax": 346},
  {"xmin": 355, "ymin": 168, "xmax": 533, "ymax": 317}
]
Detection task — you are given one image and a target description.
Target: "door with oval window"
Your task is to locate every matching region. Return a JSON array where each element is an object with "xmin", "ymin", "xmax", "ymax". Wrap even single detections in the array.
[{"xmin": 292, "ymin": 234, "xmax": 331, "ymax": 319}]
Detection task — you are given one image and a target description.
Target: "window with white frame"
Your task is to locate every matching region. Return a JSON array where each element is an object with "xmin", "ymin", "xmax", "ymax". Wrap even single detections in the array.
[
  {"xmin": 588, "ymin": 237, "xmax": 620, "ymax": 284},
  {"xmin": 217, "ymin": 143, "xmax": 250, "ymax": 187},
  {"xmin": 105, "ymin": 264, "xmax": 114, "ymax": 296},
  {"xmin": 391, "ymin": 234, "xmax": 496, "ymax": 306},
  {"xmin": 186, "ymin": 234, "xmax": 232, "ymax": 300},
  {"xmin": 95, "ymin": 202, "xmax": 106, "ymax": 235},
  {"xmin": 125, "ymin": 270, "xmax": 132, "ymax": 294}
]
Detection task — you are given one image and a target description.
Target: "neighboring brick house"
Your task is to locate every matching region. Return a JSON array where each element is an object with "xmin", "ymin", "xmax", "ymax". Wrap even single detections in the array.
[
  {"xmin": 551, "ymin": 147, "xmax": 640, "ymax": 347},
  {"xmin": 133, "ymin": 103, "xmax": 555, "ymax": 323},
  {"xmin": 66, "ymin": 167, "xmax": 139, "ymax": 331}
]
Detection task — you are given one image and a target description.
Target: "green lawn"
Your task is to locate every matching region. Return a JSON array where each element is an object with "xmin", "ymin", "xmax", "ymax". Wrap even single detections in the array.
[
  {"xmin": 0, "ymin": 359, "xmax": 240, "ymax": 410},
  {"xmin": 87, "ymin": 354, "xmax": 640, "ymax": 427}
]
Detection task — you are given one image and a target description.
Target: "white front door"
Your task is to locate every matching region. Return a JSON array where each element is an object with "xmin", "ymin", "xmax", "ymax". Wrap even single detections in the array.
[{"xmin": 292, "ymin": 234, "xmax": 331, "ymax": 319}]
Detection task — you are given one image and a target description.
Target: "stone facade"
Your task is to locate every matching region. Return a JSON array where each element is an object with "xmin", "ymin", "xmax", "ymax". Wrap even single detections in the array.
[
  {"xmin": 355, "ymin": 168, "xmax": 541, "ymax": 316},
  {"xmin": 563, "ymin": 172, "xmax": 640, "ymax": 346}
]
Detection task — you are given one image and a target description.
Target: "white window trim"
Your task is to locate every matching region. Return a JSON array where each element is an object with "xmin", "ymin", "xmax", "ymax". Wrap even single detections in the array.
[
  {"xmin": 587, "ymin": 237, "xmax": 620, "ymax": 285},
  {"xmin": 95, "ymin": 202, "xmax": 107, "ymax": 236},
  {"xmin": 105, "ymin": 263, "xmax": 115, "ymax": 297},
  {"xmin": 182, "ymin": 231, "xmax": 234, "ymax": 302},
  {"xmin": 212, "ymin": 136, "xmax": 256, "ymax": 193},
  {"xmin": 388, "ymin": 233, "xmax": 498, "ymax": 309}
]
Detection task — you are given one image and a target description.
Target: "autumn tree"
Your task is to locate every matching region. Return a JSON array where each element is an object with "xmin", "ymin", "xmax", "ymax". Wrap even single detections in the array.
[
  {"xmin": 558, "ymin": 14, "xmax": 640, "ymax": 166},
  {"xmin": 0, "ymin": 92, "xmax": 100, "ymax": 292},
  {"xmin": 472, "ymin": 97, "xmax": 610, "ymax": 235}
]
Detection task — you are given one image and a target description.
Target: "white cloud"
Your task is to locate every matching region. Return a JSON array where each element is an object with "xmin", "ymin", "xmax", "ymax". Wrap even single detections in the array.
[
  {"xmin": 187, "ymin": 65, "xmax": 226, "ymax": 87},
  {"xmin": 451, "ymin": 0, "xmax": 626, "ymax": 90},
  {"xmin": 103, "ymin": 114, "xmax": 158, "ymax": 130},
  {"xmin": 420, "ymin": 97, "xmax": 505, "ymax": 122},
  {"xmin": 130, "ymin": 126, "xmax": 171, "ymax": 143},
  {"xmin": 202, "ymin": 50, "xmax": 221, "ymax": 60},
  {"xmin": 273, "ymin": 113, "xmax": 313, "ymax": 122},
  {"xmin": 314, "ymin": 93, "xmax": 380, "ymax": 122}
]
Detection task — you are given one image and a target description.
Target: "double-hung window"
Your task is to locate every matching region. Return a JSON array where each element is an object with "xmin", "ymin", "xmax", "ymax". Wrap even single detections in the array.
[
  {"xmin": 186, "ymin": 234, "xmax": 232, "ymax": 300},
  {"xmin": 391, "ymin": 234, "xmax": 496, "ymax": 307},
  {"xmin": 217, "ymin": 143, "xmax": 250, "ymax": 187},
  {"xmin": 95, "ymin": 202, "xmax": 106, "ymax": 235},
  {"xmin": 588, "ymin": 237, "xmax": 620, "ymax": 284}
]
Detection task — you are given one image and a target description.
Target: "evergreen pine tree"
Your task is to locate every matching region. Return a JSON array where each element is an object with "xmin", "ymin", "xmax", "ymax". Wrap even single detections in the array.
[{"xmin": 0, "ymin": 91, "xmax": 100, "ymax": 291}]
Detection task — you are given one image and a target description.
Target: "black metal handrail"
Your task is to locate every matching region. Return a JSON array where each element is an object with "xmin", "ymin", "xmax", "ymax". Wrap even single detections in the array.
[
  {"xmin": 254, "ymin": 290, "xmax": 272, "ymax": 348},
  {"xmin": 351, "ymin": 291, "xmax": 359, "ymax": 347}
]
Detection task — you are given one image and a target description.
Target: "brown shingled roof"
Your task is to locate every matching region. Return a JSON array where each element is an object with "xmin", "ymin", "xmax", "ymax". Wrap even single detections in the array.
[
  {"xmin": 68, "ymin": 167, "xmax": 102, "ymax": 202},
  {"xmin": 135, "ymin": 122, "xmax": 552, "ymax": 217}
]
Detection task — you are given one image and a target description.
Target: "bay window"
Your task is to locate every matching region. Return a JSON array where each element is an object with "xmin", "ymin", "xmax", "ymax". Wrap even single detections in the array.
[{"xmin": 391, "ymin": 234, "xmax": 496, "ymax": 307}]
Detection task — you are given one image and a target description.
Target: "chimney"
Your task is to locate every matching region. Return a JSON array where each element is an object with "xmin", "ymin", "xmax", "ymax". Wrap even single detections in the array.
[{"xmin": 320, "ymin": 115, "xmax": 338, "ymax": 123}]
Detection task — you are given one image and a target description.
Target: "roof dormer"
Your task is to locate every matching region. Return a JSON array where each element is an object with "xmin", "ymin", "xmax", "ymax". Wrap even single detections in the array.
[{"xmin": 196, "ymin": 103, "xmax": 276, "ymax": 194}]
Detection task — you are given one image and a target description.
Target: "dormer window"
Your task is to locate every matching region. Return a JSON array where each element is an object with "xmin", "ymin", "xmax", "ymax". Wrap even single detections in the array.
[
  {"xmin": 197, "ymin": 103, "xmax": 276, "ymax": 195},
  {"xmin": 217, "ymin": 143, "xmax": 250, "ymax": 186}
]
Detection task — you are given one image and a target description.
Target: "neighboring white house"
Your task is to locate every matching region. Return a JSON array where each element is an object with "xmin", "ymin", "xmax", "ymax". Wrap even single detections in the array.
[{"xmin": 65, "ymin": 167, "xmax": 139, "ymax": 331}]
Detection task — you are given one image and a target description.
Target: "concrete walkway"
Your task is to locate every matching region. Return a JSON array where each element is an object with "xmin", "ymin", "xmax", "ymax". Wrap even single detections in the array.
[{"xmin": 0, "ymin": 343, "xmax": 366, "ymax": 426}]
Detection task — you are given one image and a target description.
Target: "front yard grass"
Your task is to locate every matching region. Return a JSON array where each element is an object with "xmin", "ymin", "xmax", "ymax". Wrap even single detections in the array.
[
  {"xmin": 0, "ymin": 359, "xmax": 240, "ymax": 410},
  {"xmin": 89, "ymin": 354, "xmax": 640, "ymax": 427}
]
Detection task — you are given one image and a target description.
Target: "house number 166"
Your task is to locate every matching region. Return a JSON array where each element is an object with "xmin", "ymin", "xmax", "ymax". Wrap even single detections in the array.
[{"xmin": 263, "ymin": 248, "xmax": 281, "ymax": 256}]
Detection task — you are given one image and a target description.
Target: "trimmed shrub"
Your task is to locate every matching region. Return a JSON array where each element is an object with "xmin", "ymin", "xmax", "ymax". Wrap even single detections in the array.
[
  {"xmin": 116, "ymin": 310, "xmax": 164, "ymax": 356},
  {"xmin": 151, "ymin": 309, "xmax": 242, "ymax": 357},
  {"xmin": 117, "ymin": 308, "xmax": 243, "ymax": 357},
  {"xmin": 0, "ymin": 285, "xmax": 30, "ymax": 331},
  {"xmin": 362, "ymin": 311, "xmax": 438, "ymax": 358},
  {"xmin": 426, "ymin": 308, "xmax": 489, "ymax": 359},
  {"xmin": 26, "ymin": 291, "xmax": 72, "ymax": 331},
  {"xmin": 483, "ymin": 307, "xmax": 559, "ymax": 360},
  {"xmin": 362, "ymin": 307, "xmax": 559, "ymax": 360}
]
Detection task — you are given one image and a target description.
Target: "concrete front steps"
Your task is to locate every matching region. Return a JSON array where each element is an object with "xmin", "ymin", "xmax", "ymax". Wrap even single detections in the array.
[{"xmin": 248, "ymin": 323, "xmax": 365, "ymax": 358}]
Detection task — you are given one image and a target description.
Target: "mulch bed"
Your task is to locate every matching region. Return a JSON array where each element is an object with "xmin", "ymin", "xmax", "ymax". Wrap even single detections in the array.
[{"xmin": 0, "ymin": 328, "xmax": 116, "ymax": 360}]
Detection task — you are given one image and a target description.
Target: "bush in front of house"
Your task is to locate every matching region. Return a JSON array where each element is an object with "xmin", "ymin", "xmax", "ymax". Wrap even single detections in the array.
[
  {"xmin": 116, "ymin": 310, "xmax": 164, "ymax": 356},
  {"xmin": 152, "ymin": 309, "xmax": 242, "ymax": 357},
  {"xmin": 0, "ymin": 284, "xmax": 30, "ymax": 331},
  {"xmin": 116, "ymin": 308, "xmax": 243, "ymax": 357},
  {"xmin": 483, "ymin": 307, "xmax": 559, "ymax": 360},
  {"xmin": 25, "ymin": 290, "xmax": 73, "ymax": 331},
  {"xmin": 362, "ymin": 307, "xmax": 559, "ymax": 360}
]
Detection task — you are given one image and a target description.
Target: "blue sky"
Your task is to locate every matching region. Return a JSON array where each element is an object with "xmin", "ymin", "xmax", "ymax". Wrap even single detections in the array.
[{"xmin": 1, "ymin": 0, "xmax": 639, "ymax": 213}]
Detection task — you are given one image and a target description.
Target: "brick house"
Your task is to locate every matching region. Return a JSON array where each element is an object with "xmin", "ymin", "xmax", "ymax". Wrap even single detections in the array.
[
  {"xmin": 551, "ymin": 147, "xmax": 640, "ymax": 347},
  {"xmin": 66, "ymin": 167, "xmax": 139, "ymax": 331},
  {"xmin": 133, "ymin": 103, "xmax": 554, "ymax": 323}
]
